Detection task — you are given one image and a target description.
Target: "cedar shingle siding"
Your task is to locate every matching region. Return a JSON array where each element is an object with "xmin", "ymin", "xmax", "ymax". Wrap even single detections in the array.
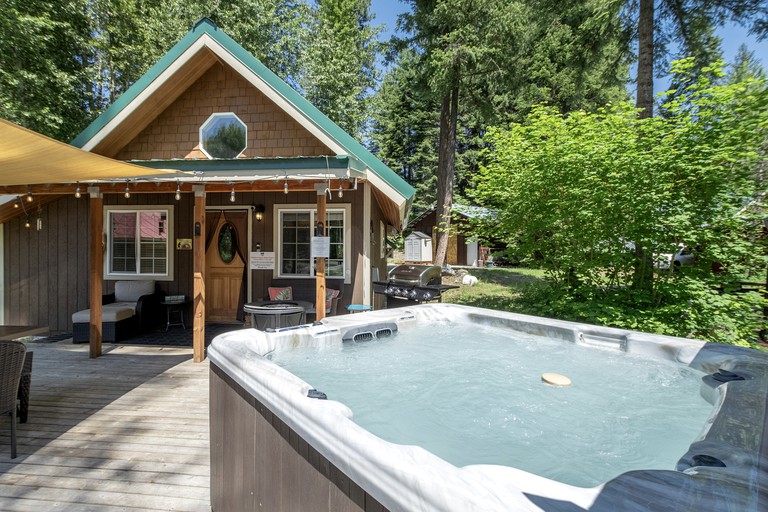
[{"xmin": 115, "ymin": 63, "xmax": 331, "ymax": 161}]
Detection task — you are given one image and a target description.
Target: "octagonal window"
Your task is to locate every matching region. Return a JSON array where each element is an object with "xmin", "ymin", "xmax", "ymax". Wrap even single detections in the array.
[{"xmin": 200, "ymin": 112, "xmax": 247, "ymax": 159}]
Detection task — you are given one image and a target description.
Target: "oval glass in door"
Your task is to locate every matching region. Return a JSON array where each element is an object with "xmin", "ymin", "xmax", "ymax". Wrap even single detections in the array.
[{"xmin": 218, "ymin": 223, "xmax": 237, "ymax": 264}]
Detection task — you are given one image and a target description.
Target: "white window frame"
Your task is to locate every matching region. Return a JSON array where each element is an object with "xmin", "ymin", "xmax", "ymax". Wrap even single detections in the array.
[
  {"xmin": 103, "ymin": 205, "xmax": 175, "ymax": 281},
  {"xmin": 199, "ymin": 112, "xmax": 247, "ymax": 159},
  {"xmin": 273, "ymin": 203, "xmax": 351, "ymax": 284}
]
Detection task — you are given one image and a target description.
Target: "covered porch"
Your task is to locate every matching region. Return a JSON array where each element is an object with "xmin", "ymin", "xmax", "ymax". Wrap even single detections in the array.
[
  {"xmin": 0, "ymin": 340, "xmax": 210, "ymax": 511},
  {"xmin": 0, "ymin": 119, "xmax": 401, "ymax": 364}
]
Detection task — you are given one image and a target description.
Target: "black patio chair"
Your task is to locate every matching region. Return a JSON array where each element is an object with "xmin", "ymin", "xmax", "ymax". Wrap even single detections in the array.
[{"xmin": 0, "ymin": 340, "xmax": 27, "ymax": 458}]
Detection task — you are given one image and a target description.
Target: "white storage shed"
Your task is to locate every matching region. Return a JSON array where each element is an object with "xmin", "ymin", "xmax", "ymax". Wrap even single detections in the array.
[{"xmin": 404, "ymin": 231, "xmax": 433, "ymax": 262}]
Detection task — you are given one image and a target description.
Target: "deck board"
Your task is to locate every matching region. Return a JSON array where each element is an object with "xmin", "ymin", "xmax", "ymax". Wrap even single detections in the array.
[
  {"xmin": 0, "ymin": 341, "xmax": 210, "ymax": 511},
  {"xmin": 0, "ymin": 326, "xmax": 49, "ymax": 340}
]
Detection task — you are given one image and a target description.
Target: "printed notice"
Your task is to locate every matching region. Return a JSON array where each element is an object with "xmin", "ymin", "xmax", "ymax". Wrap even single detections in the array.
[
  {"xmin": 250, "ymin": 251, "xmax": 275, "ymax": 270},
  {"xmin": 311, "ymin": 237, "xmax": 330, "ymax": 259}
]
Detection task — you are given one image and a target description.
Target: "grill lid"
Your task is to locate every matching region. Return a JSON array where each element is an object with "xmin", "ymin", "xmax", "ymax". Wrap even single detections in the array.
[{"xmin": 388, "ymin": 264, "xmax": 442, "ymax": 286}]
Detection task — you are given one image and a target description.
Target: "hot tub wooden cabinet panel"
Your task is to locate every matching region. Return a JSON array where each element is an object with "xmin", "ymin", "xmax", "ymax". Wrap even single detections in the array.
[{"xmin": 210, "ymin": 363, "xmax": 387, "ymax": 512}]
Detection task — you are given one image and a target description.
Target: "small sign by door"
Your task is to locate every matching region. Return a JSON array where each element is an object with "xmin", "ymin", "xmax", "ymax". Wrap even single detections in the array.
[
  {"xmin": 311, "ymin": 237, "xmax": 330, "ymax": 259},
  {"xmin": 250, "ymin": 252, "xmax": 275, "ymax": 270}
]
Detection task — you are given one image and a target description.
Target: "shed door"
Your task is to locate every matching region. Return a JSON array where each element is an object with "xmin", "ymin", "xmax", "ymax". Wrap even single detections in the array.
[
  {"xmin": 405, "ymin": 239, "xmax": 416, "ymax": 261},
  {"xmin": 205, "ymin": 216, "xmax": 245, "ymax": 322}
]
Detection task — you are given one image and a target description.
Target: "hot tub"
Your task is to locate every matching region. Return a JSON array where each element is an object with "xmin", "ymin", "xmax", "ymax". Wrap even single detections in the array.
[{"xmin": 208, "ymin": 304, "xmax": 768, "ymax": 511}]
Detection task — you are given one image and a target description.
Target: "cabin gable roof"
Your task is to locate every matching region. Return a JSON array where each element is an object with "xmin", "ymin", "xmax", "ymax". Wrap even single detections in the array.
[{"xmin": 72, "ymin": 18, "xmax": 414, "ymax": 224}]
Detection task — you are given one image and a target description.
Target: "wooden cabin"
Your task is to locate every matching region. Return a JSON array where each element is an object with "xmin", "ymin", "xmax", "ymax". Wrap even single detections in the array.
[
  {"xmin": 408, "ymin": 204, "xmax": 495, "ymax": 266},
  {"xmin": 0, "ymin": 18, "xmax": 414, "ymax": 361}
]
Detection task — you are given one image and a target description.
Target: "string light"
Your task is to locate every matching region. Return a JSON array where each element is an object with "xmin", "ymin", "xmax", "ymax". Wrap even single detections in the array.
[
  {"xmin": 13, "ymin": 198, "xmax": 19, "ymax": 208},
  {"xmin": 175, "ymin": 182, "xmax": 181, "ymax": 201},
  {"xmin": 124, "ymin": 181, "xmax": 131, "ymax": 199},
  {"xmin": 338, "ymin": 184, "xmax": 343, "ymax": 198},
  {"xmin": 75, "ymin": 183, "xmax": 81, "ymax": 199},
  {"xmin": 230, "ymin": 186, "xmax": 236, "ymax": 203},
  {"xmin": 283, "ymin": 180, "xmax": 288, "ymax": 195},
  {"xmin": 26, "ymin": 192, "xmax": 33, "ymax": 202},
  {"xmin": 24, "ymin": 218, "xmax": 30, "ymax": 229}
]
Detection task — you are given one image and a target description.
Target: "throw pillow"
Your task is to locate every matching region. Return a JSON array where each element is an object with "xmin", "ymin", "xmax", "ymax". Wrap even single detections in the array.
[
  {"xmin": 325, "ymin": 288, "xmax": 340, "ymax": 312},
  {"xmin": 268, "ymin": 286, "xmax": 293, "ymax": 301}
]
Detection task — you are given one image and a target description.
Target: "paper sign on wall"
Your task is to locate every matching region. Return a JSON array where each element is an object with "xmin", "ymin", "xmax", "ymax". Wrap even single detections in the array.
[
  {"xmin": 250, "ymin": 252, "xmax": 275, "ymax": 270},
  {"xmin": 311, "ymin": 237, "xmax": 330, "ymax": 259}
]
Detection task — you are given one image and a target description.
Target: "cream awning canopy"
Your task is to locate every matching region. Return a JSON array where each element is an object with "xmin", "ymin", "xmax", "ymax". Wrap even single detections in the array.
[{"xmin": 0, "ymin": 119, "xmax": 180, "ymax": 185}]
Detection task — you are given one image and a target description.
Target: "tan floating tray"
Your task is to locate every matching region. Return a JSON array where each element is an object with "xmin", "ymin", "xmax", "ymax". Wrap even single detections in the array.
[{"xmin": 541, "ymin": 372, "xmax": 572, "ymax": 387}]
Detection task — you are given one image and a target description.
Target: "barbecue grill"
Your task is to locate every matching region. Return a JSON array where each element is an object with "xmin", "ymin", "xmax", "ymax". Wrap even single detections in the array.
[{"xmin": 373, "ymin": 264, "xmax": 458, "ymax": 307}]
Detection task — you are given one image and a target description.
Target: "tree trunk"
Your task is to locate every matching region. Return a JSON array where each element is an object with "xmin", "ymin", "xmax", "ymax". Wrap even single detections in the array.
[
  {"xmin": 433, "ymin": 75, "xmax": 459, "ymax": 268},
  {"xmin": 636, "ymin": 0, "xmax": 654, "ymax": 119},
  {"xmin": 632, "ymin": 0, "xmax": 655, "ymax": 291}
]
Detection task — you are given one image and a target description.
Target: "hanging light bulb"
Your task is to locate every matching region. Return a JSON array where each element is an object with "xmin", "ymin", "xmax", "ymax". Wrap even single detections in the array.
[
  {"xmin": 124, "ymin": 181, "xmax": 131, "ymax": 199},
  {"xmin": 24, "ymin": 217, "xmax": 30, "ymax": 229},
  {"xmin": 230, "ymin": 186, "xmax": 236, "ymax": 203},
  {"xmin": 175, "ymin": 182, "xmax": 181, "ymax": 201},
  {"xmin": 13, "ymin": 199, "xmax": 19, "ymax": 209},
  {"xmin": 283, "ymin": 180, "xmax": 288, "ymax": 195},
  {"xmin": 338, "ymin": 184, "xmax": 343, "ymax": 198},
  {"xmin": 75, "ymin": 184, "xmax": 81, "ymax": 199},
  {"xmin": 26, "ymin": 192, "xmax": 33, "ymax": 202}
]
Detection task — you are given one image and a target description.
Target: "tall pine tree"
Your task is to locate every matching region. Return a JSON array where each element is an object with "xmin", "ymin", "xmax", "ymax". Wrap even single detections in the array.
[{"xmin": 300, "ymin": 0, "xmax": 381, "ymax": 138}]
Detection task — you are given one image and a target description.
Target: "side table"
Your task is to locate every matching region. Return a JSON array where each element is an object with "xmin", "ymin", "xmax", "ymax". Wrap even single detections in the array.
[
  {"xmin": 162, "ymin": 299, "xmax": 191, "ymax": 330},
  {"xmin": 347, "ymin": 304, "xmax": 372, "ymax": 314}
]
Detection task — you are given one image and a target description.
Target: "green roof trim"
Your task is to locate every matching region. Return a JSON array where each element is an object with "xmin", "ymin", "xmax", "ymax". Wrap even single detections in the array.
[
  {"xmin": 133, "ymin": 156, "xmax": 351, "ymax": 173},
  {"xmin": 72, "ymin": 17, "xmax": 414, "ymax": 204}
]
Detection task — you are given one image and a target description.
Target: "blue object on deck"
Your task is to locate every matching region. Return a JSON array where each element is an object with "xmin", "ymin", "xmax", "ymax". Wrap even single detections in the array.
[{"xmin": 347, "ymin": 304, "xmax": 372, "ymax": 313}]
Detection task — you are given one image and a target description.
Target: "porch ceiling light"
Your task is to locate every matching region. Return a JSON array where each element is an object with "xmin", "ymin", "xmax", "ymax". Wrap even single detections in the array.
[
  {"xmin": 283, "ymin": 180, "xmax": 288, "ymax": 195},
  {"xmin": 175, "ymin": 182, "xmax": 181, "ymax": 201},
  {"xmin": 26, "ymin": 191, "xmax": 33, "ymax": 202},
  {"xmin": 230, "ymin": 185, "xmax": 236, "ymax": 203},
  {"xmin": 75, "ymin": 183, "xmax": 81, "ymax": 199},
  {"xmin": 124, "ymin": 180, "xmax": 131, "ymax": 199}
]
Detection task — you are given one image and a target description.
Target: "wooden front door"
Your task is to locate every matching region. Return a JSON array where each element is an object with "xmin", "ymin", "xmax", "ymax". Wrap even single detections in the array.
[{"xmin": 206, "ymin": 215, "xmax": 245, "ymax": 323}]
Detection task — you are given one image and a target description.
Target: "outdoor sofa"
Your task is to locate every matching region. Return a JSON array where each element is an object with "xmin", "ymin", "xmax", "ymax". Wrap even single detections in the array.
[{"xmin": 72, "ymin": 280, "xmax": 163, "ymax": 343}]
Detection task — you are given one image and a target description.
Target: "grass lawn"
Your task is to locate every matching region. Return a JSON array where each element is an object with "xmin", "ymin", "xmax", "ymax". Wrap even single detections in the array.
[
  {"xmin": 440, "ymin": 266, "xmax": 546, "ymax": 311},
  {"xmin": 438, "ymin": 266, "xmax": 767, "ymax": 350}
]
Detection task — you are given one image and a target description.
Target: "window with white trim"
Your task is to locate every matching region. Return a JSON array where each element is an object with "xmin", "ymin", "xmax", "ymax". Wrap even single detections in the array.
[
  {"xmin": 104, "ymin": 206, "xmax": 174, "ymax": 280},
  {"xmin": 276, "ymin": 206, "xmax": 349, "ymax": 280},
  {"xmin": 200, "ymin": 112, "xmax": 247, "ymax": 159}
]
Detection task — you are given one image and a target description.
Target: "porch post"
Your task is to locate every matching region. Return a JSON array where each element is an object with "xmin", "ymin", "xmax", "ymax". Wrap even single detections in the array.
[
  {"xmin": 315, "ymin": 186, "xmax": 327, "ymax": 321},
  {"xmin": 88, "ymin": 187, "xmax": 103, "ymax": 358},
  {"xmin": 192, "ymin": 185, "xmax": 206, "ymax": 363}
]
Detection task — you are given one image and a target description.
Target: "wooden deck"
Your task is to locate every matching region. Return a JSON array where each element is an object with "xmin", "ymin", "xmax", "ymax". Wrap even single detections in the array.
[{"xmin": 0, "ymin": 341, "xmax": 210, "ymax": 512}]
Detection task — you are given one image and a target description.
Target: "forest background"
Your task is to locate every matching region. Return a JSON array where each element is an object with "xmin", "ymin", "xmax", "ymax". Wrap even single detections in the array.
[{"xmin": 1, "ymin": 0, "xmax": 766, "ymax": 346}]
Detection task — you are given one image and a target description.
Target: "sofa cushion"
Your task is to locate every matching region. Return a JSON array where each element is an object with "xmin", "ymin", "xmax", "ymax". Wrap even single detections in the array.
[
  {"xmin": 115, "ymin": 280, "xmax": 155, "ymax": 302},
  {"xmin": 72, "ymin": 302, "xmax": 137, "ymax": 323}
]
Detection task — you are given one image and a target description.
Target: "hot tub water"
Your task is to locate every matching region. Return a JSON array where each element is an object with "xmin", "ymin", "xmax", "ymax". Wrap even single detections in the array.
[{"xmin": 272, "ymin": 322, "xmax": 713, "ymax": 487}]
